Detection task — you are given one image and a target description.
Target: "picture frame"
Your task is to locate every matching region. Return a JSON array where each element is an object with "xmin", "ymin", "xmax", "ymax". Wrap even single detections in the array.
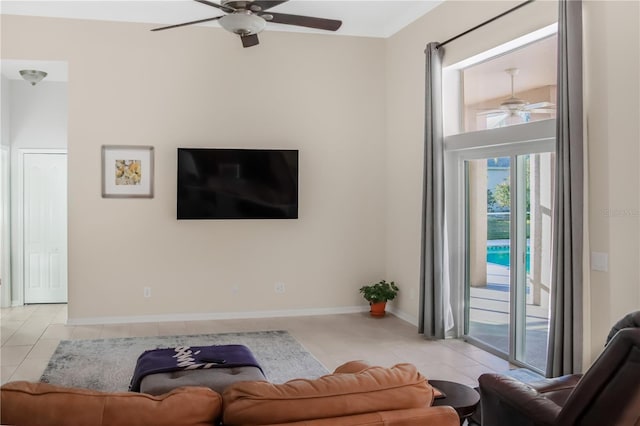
[{"xmin": 101, "ymin": 145, "xmax": 154, "ymax": 198}]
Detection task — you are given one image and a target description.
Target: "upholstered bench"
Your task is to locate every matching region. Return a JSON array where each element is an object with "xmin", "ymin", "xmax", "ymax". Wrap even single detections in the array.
[{"xmin": 130, "ymin": 344, "xmax": 266, "ymax": 395}]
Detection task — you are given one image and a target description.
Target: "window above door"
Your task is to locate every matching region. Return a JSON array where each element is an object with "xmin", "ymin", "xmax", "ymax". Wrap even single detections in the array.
[
  {"xmin": 463, "ymin": 34, "xmax": 557, "ymax": 132},
  {"xmin": 443, "ymin": 23, "xmax": 558, "ymax": 137}
]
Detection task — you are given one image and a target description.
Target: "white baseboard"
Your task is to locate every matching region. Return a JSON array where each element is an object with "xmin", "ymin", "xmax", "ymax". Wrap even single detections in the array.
[
  {"xmin": 387, "ymin": 306, "xmax": 419, "ymax": 327},
  {"xmin": 66, "ymin": 305, "xmax": 371, "ymax": 326}
]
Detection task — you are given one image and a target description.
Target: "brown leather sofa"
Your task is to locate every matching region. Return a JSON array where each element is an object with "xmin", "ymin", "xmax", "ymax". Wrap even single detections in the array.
[
  {"xmin": 478, "ymin": 327, "xmax": 640, "ymax": 426},
  {"xmin": 0, "ymin": 361, "xmax": 460, "ymax": 426}
]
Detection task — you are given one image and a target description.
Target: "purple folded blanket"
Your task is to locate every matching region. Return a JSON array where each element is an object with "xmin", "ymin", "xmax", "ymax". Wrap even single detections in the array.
[{"xmin": 129, "ymin": 344, "xmax": 263, "ymax": 392}]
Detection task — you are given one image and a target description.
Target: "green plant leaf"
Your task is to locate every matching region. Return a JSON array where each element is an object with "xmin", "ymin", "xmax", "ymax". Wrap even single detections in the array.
[{"xmin": 359, "ymin": 280, "xmax": 399, "ymax": 303}]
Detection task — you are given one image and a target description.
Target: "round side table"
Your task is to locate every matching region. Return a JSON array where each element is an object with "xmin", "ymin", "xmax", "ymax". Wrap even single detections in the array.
[{"xmin": 430, "ymin": 379, "xmax": 480, "ymax": 425}]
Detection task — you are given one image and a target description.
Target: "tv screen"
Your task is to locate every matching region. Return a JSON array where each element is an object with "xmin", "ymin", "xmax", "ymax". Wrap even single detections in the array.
[{"xmin": 177, "ymin": 148, "xmax": 298, "ymax": 220}]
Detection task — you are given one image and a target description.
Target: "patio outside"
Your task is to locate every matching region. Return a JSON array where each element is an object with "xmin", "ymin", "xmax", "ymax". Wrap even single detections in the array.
[{"xmin": 468, "ymin": 261, "xmax": 550, "ymax": 371}]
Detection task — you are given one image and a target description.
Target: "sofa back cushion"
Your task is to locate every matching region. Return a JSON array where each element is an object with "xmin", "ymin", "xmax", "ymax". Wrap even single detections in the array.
[
  {"xmin": 332, "ymin": 360, "xmax": 371, "ymax": 374},
  {"xmin": 222, "ymin": 363, "xmax": 434, "ymax": 425},
  {"xmin": 0, "ymin": 381, "xmax": 221, "ymax": 426}
]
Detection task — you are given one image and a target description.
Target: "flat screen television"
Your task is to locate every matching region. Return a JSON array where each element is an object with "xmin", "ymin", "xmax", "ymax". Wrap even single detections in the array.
[{"xmin": 177, "ymin": 148, "xmax": 298, "ymax": 220}]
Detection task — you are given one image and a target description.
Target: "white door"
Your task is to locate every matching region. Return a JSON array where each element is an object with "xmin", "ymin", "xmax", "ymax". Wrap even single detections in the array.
[
  {"xmin": 1, "ymin": 146, "xmax": 11, "ymax": 307},
  {"xmin": 23, "ymin": 153, "xmax": 67, "ymax": 304}
]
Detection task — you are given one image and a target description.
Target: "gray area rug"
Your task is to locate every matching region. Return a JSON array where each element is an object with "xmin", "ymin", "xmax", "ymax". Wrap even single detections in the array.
[{"xmin": 41, "ymin": 330, "xmax": 328, "ymax": 392}]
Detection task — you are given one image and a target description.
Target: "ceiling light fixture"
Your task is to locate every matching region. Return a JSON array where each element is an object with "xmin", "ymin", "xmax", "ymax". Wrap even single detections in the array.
[
  {"xmin": 218, "ymin": 12, "xmax": 266, "ymax": 35},
  {"xmin": 19, "ymin": 69, "xmax": 48, "ymax": 86}
]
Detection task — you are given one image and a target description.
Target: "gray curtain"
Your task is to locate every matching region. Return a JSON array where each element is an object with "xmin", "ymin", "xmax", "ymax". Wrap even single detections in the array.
[
  {"xmin": 546, "ymin": 0, "xmax": 584, "ymax": 377},
  {"xmin": 419, "ymin": 42, "xmax": 449, "ymax": 339}
]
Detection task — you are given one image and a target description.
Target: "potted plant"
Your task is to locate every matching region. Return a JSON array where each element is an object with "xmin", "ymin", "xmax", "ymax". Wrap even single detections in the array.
[{"xmin": 359, "ymin": 280, "xmax": 399, "ymax": 317}]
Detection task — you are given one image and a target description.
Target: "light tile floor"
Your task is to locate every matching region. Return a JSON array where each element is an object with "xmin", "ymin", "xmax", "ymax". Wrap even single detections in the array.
[{"xmin": 1, "ymin": 304, "xmax": 512, "ymax": 388}]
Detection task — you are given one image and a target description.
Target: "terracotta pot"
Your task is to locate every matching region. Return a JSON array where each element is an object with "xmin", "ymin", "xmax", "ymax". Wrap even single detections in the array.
[{"xmin": 369, "ymin": 301, "xmax": 387, "ymax": 317}]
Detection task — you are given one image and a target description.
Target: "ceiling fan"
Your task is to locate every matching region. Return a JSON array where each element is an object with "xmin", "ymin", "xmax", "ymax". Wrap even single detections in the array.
[
  {"xmin": 151, "ymin": 0, "xmax": 342, "ymax": 48},
  {"xmin": 478, "ymin": 68, "xmax": 556, "ymax": 118}
]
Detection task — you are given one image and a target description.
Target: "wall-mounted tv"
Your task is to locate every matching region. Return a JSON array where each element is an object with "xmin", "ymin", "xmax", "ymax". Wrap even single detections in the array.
[{"xmin": 177, "ymin": 148, "xmax": 298, "ymax": 220}]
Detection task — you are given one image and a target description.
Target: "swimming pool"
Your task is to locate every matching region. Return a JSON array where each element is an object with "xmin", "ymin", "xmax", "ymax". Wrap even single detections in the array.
[{"xmin": 486, "ymin": 245, "xmax": 530, "ymax": 272}]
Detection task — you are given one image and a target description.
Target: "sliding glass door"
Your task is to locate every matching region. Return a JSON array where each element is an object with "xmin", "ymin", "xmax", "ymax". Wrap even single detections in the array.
[
  {"xmin": 443, "ymin": 28, "xmax": 558, "ymax": 372},
  {"xmin": 465, "ymin": 152, "xmax": 554, "ymax": 372}
]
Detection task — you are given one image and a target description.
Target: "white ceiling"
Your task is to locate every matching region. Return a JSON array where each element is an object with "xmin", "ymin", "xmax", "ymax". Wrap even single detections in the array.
[
  {"xmin": 463, "ymin": 35, "xmax": 558, "ymax": 104},
  {"xmin": 0, "ymin": 0, "xmax": 443, "ymax": 38},
  {"xmin": 1, "ymin": 0, "xmax": 444, "ymax": 82},
  {"xmin": 2, "ymin": 0, "xmax": 556, "ymax": 104},
  {"xmin": 1, "ymin": 0, "xmax": 442, "ymax": 82}
]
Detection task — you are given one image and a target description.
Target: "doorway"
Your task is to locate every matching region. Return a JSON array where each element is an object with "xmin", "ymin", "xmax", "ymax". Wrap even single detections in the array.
[
  {"xmin": 464, "ymin": 152, "xmax": 554, "ymax": 372},
  {"xmin": 3, "ymin": 59, "xmax": 69, "ymax": 307},
  {"xmin": 18, "ymin": 150, "xmax": 68, "ymax": 304}
]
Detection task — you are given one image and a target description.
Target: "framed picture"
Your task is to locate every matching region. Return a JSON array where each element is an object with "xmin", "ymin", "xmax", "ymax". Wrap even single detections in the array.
[{"xmin": 101, "ymin": 145, "xmax": 154, "ymax": 198}]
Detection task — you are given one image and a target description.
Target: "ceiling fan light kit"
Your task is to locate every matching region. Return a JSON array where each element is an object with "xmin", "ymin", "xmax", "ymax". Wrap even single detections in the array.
[
  {"xmin": 152, "ymin": 0, "xmax": 342, "ymax": 48},
  {"xmin": 219, "ymin": 11, "xmax": 266, "ymax": 35}
]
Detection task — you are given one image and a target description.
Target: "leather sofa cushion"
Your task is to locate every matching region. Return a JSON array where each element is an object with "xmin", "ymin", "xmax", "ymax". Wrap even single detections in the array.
[
  {"xmin": 0, "ymin": 381, "xmax": 222, "ymax": 426},
  {"xmin": 262, "ymin": 406, "xmax": 460, "ymax": 426},
  {"xmin": 222, "ymin": 363, "xmax": 434, "ymax": 425}
]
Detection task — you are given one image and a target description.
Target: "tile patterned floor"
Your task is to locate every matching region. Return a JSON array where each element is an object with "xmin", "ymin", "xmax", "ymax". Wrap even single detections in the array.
[{"xmin": 0, "ymin": 304, "xmax": 511, "ymax": 388}]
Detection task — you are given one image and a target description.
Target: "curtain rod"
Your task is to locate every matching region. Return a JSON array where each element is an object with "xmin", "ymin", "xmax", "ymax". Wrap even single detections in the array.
[{"xmin": 437, "ymin": 0, "xmax": 535, "ymax": 48}]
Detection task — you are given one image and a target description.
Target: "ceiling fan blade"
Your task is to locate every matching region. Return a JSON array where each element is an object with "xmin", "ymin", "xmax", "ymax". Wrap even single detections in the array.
[
  {"xmin": 264, "ymin": 12, "xmax": 342, "ymax": 31},
  {"xmin": 476, "ymin": 109, "xmax": 504, "ymax": 116},
  {"xmin": 528, "ymin": 108, "xmax": 556, "ymax": 114},
  {"xmin": 193, "ymin": 0, "xmax": 236, "ymax": 13},
  {"xmin": 487, "ymin": 113, "xmax": 510, "ymax": 119},
  {"xmin": 249, "ymin": 0, "xmax": 289, "ymax": 12},
  {"xmin": 151, "ymin": 16, "xmax": 223, "ymax": 31},
  {"xmin": 241, "ymin": 33, "xmax": 260, "ymax": 48},
  {"xmin": 525, "ymin": 101, "xmax": 555, "ymax": 110},
  {"xmin": 486, "ymin": 113, "xmax": 509, "ymax": 127}
]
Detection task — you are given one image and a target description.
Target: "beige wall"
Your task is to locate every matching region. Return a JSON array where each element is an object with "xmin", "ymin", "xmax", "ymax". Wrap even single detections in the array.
[
  {"xmin": 2, "ymin": 1, "xmax": 638, "ymax": 364},
  {"xmin": 583, "ymin": 0, "xmax": 640, "ymax": 362},
  {"xmin": 384, "ymin": 0, "xmax": 558, "ymax": 322},
  {"xmin": 385, "ymin": 0, "xmax": 640, "ymax": 364},
  {"xmin": 1, "ymin": 15, "xmax": 387, "ymax": 322}
]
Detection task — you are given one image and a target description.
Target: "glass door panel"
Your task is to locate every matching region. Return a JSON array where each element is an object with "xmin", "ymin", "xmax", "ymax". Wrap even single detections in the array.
[
  {"xmin": 517, "ymin": 153, "xmax": 554, "ymax": 371},
  {"xmin": 466, "ymin": 157, "xmax": 511, "ymax": 354},
  {"xmin": 465, "ymin": 153, "xmax": 553, "ymax": 373}
]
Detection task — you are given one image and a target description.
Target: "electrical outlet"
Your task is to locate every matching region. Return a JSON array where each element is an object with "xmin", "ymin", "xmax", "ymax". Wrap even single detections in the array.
[
  {"xmin": 275, "ymin": 282, "xmax": 286, "ymax": 294},
  {"xmin": 144, "ymin": 287, "xmax": 151, "ymax": 298}
]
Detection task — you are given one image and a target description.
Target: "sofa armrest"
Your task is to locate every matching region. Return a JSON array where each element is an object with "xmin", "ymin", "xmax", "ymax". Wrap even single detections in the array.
[
  {"xmin": 262, "ymin": 406, "xmax": 460, "ymax": 426},
  {"xmin": 527, "ymin": 374, "xmax": 582, "ymax": 393},
  {"xmin": 478, "ymin": 373, "xmax": 562, "ymax": 426},
  {"xmin": 524, "ymin": 374, "xmax": 582, "ymax": 407}
]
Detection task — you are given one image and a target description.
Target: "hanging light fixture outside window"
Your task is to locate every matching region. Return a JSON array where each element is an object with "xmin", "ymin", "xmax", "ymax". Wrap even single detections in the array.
[{"xmin": 19, "ymin": 69, "xmax": 48, "ymax": 86}]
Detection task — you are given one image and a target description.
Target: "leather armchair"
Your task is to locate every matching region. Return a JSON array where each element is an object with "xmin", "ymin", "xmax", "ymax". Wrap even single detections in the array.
[
  {"xmin": 478, "ymin": 327, "xmax": 640, "ymax": 426},
  {"xmin": 606, "ymin": 310, "xmax": 640, "ymax": 344}
]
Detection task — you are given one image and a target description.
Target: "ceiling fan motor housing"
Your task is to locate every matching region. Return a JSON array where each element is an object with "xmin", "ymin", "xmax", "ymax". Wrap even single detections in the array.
[
  {"xmin": 500, "ymin": 97, "xmax": 528, "ymax": 110},
  {"xmin": 223, "ymin": 1, "xmax": 258, "ymax": 11}
]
